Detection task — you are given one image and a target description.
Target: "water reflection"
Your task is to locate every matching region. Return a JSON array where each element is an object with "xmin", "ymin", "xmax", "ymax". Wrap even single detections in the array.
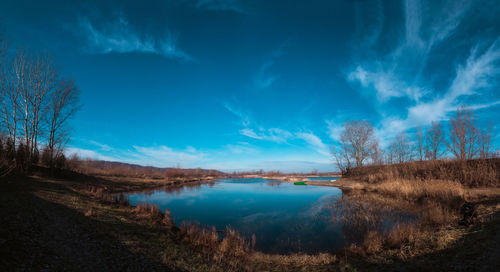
[
  {"xmin": 127, "ymin": 178, "xmax": 418, "ymax": 254},
  {"xmin": 128, "ymin": 178, "xmax": 344, "ymax": 253}
]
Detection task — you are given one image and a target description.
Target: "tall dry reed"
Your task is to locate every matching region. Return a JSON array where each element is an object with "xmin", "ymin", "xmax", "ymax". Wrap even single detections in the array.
[{"xmin": 345, "ymin": 158, "xmax": 500, "ymax": 187}]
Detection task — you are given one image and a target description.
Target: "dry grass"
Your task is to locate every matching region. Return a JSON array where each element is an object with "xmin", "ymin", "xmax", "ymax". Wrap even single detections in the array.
[
  {"xmin": 345, "ymin": 158, "xmax": 500, "ymax": 187},
  {"xmin": 250, "ymin": 252, "xmax": 336, "ymax": 266},
  {"xmin": 135, "ymin": 203, "xmax": 163, "ymax": 221},
  {"xmin": 86, "ymin": 185, "xmax": 130, "ymax": 205},
  {"xmin": 177, "ymin": 223, "xmax": 253, "ymax": 264},
  {"xmin": 375, "ymin": 179, "xmax": 465, "ymax": 205},
  {"xmin": 328, "ymin": 190, "xmax": 465, "ymax": 258}
]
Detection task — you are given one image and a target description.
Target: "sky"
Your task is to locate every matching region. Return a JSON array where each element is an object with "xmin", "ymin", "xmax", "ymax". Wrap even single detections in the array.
[{"xmin": 1, "ymin": 0, "xmax": 499, "ymax": 172}]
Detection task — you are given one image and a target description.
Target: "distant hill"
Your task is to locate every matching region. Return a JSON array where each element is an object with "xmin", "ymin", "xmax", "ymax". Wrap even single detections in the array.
[{"xmin": 75, "ymin": 160, "xmax": 225, "ymax": 178}]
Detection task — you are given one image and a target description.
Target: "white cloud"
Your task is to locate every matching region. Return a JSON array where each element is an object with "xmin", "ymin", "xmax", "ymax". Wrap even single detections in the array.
[
  {"xmin": 371, "ymin": 38, "xmax": 500, "ymax": 146},
  {"xmin": 354, "ymin": 0, "xmax": 384, "ymax": 48},
  {"xmin": 223, "ymin": 142, "xmax": 259, "ymax": 154},
  {"xmin": 239, "ymin": 128, "xmax": 262, "ymax": 139},
  {"xmin": 326, "ymin": 120, "xmax": 344, "ymax": 142},
  {"xmin": 130, "ymin": 145, "xmax": 204, "ymax": 167},
  {"xmin": 65, "ymin": 147, "xmax": 117, "ymax": 161},
  {"xmin": 88, "ymin": 140, "xmax": 113, "ymax": 151},
  {"xmin": 345, "ymin": 1, "xmax": 500, "ymax": 147},
  {"xmin": 224, "ymin": 102, "xmax": 251, "ymax": 127},
  {"xmin": 448, "ymin": 39, "xmax": 500, "ymax": 100},
  {"xmin": 253, "ymin": 44, "xmax": 288, "ymax": 90},
  {"xmin": 295, "ymin": 132, "xmax": 330, "ymax": 156},
  {"xmin": 225, "ymin": 102, "xmax": 330, "ymax": 158},
  {"xmin": 66, "ymin": 142, "xmax": 205, "ymax": 168},
  {"xmin": 349, "ymin": 1, "xmax": 471, "ymax": 104},
  {"xmin": 79, "ymin": 17, "xmax": 192, "ymax": 61},
  {"xmin": 254, "ymin": 60, "xmax": 279, "ymax": 89},
  {"xmin": 239, "ymin": 127, "xmax": 292, "ymax": 143},
  {"xmin": 348, "ymin": 66, "xmax": 426, "ymax": 102}
]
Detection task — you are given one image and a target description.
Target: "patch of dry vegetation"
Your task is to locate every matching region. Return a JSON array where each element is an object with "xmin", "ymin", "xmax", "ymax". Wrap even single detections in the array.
[
  {"xmin": 345, "ymin": 158, "xmax": 500, "ymax": 187},
  {"xmin": 375, "ymin": 179, "xmax": 465, "ymax": 205},
  {"xmin": 177, "ymin": 223, "xmax": 253, "ymax": 266},
  {"xmin": 329, "ymin": 192, "xmax": 464, "ymax": 259}
]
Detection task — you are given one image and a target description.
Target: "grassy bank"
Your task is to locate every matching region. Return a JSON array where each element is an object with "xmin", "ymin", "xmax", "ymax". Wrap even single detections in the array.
[{"xmin": 343, "ymin": 158, "xmax": 500, "ymax": 187}]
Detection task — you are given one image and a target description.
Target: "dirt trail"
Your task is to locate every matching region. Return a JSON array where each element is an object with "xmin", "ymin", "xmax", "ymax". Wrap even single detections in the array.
[{"xmin": 0, "ymin": 177, "xmax": 169, "ymax": 271}]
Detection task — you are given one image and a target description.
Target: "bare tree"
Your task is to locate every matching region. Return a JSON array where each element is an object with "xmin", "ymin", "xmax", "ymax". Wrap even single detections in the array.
[
  {"xmin": 1, "ymin": 49, "xmax": 23, "ymax": 151},
  {"xmin": 0, "ymin": 39, "xmax": 7, "ymax": 133},
  {"xmin": 448, "ymin": 106, "xmax": 479, "ymax": 160},
  {"xmin": 386, "ymin": 142, "xmax": 395, "ymax": 164},
  {"xmin": 478, "ymin": 121, "xmax": 494, "ymax": 159},
  {"xmin": 1, "ymin": 44, "xmax": 80, "ymax": 171},
  {"xmin": 45, "ymin": 79, "xmax": 79, "ymax": 168},
  {"xmin": 425, "ymin": 121, "xmax": 445, "ymax": 160},
  {"xmin": 390, "ymin": 132, "xmax": 412, "ymax": 163},
  {"xmin": 370, "ymin": 140, "xmax": 384, "ymax": 165},
  {"xmin": 414, "ymin": 126, "xmax": 424, "ymax": 161},
  {"xmin": 28, "ymin": 55, "xmax": 56, "ymax": 158},
  {"xmin": 331, "ymin": 142, "xmax": 352, "ymax": 174},
  {"xmin": 334, "ymin": 120, "xmax": 377, "ymax": 168},
  {"xmin": 2, "ymin": 50, "xmax": 57, "ymax": 166}
]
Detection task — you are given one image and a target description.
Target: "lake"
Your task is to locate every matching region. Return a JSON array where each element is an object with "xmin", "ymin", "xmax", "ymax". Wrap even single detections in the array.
[{"xmin": 128, "ymin": 177, "xmax": 346, "ymax": 253}]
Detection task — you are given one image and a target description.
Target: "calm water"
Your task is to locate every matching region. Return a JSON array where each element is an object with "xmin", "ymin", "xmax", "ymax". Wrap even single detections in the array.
[{"xmin": 128, "ymin": 178, "xmax": 344, "ymax": 253}]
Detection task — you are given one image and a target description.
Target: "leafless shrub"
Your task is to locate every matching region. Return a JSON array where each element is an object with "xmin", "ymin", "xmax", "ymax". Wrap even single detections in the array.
[
  {"xmin": 86, "ymin": 185, "xmax": 130, "ymax": 205},
  {"xmin": 135, "ymin": 203, "xmax": 163, "ymax": 222},
  {"xmin": 84, "ymin": 207, "xmax": 94, "ymax": 217},
  {"xmin": 177, "ymin": 223, "xmax": 253, "ymax": 264}
]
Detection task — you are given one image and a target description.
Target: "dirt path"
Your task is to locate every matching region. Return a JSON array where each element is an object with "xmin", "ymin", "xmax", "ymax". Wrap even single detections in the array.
[{"xmin": 0, "ymin": 177, "xmax": 169, "ymax": 271}]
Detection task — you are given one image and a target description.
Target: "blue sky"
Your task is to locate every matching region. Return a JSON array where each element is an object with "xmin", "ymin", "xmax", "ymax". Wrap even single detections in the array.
[{"xmin": 1, "ymin": 0, "xmax": 499, "ymax": 172}]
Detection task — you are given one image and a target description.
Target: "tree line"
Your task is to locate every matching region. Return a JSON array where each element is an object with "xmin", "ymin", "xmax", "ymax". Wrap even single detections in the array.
[
  {"xmin": 0, "ymin": 40, "xmax": 80, "ymax": 172},
  {"xmin": 332, "ymin": 106, "xmax": 496, "ymax": 174}
]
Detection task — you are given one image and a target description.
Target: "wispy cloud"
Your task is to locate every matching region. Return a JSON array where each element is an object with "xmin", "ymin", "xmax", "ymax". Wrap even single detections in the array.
[
  {"xmin": 348, "ymin": 0, "xmax": 471, "ymax": 103},
  {"xmin": 131, "ymin": 145, "xmax": 203, "ymax": 166},
  {"xmin": 253, "ymin": 60, "xmax": 279, "ymax": 89},
  {"xmin": 65, "ymin": 147, "xmax": 117, "ymax": 161},
  {"xmin": 326, "ymin": 120, "xmax": 344, "ymax": 142},
  {"xmin": 195, "ymin": 0, "xmax": 245, "ymax": 13},
  {"xmin": 354, "ymin": 0, "xmax": 384, "ymax": 48},
  {"xmin": 253, "ymin": 43, "xmax": 287, "ymax": 90},
  {"xmin": 223, "ymin": 142, "xmax": 259, "ymax": 154},
  {"xmin": 367, "ymin": 38, "xmax": 500, "ymax": 147},
  {"xmin": 66, "ymin": 141, "xmax": 205, "ymax": 168},
  {"xmin": 345, "ymin": 0, "xmax": 500, "ymax": 146},
  {"xmin": 239, "ymin": 127, "xmax": 292, "ymax": 143},
  {"xmin": 348, "ymin": 66, "xmax": 427, "ymax": 103},
  {"xmin": 78, "ymin": 17, "xmax": 192, "ymax": 61},
  {"xmin": 295, "ymin": 132, "xmax": 329, "ymax": 156},
  {"xmin": 224, "ymin": 101, "xmax": 330, "ymax": 156},
  {"xmin": 224, "ymin": 102, "xmax": 251, "ymax": 127}
]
